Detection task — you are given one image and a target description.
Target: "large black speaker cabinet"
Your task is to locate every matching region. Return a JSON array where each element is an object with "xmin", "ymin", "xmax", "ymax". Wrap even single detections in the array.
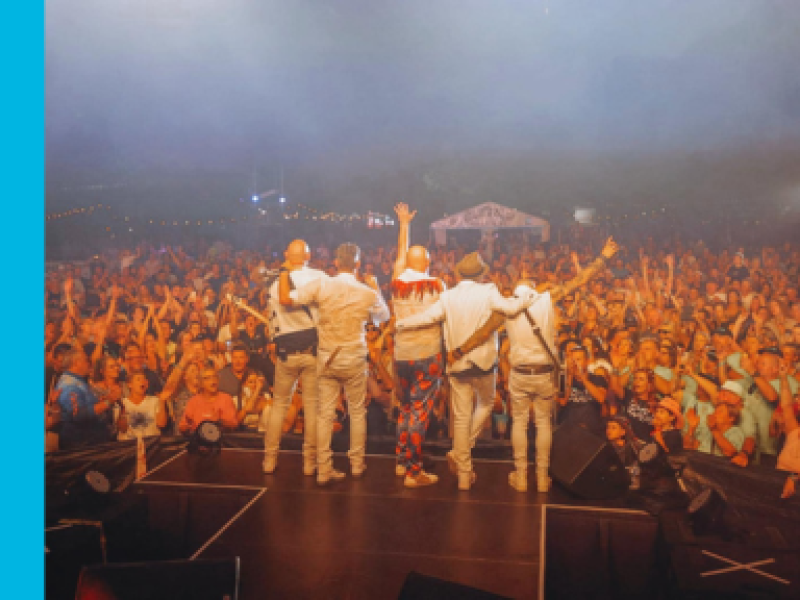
[
  {"xmin": 397, "ymin": 571, "xmax": 511, "ymax": 600},
  {"xmin": 550, "ymin": 422, "xmax": 630, "ymax": 499},
  {"xmin": 75, "ymin": 557, "xmax": 240, "ymax": 600}
]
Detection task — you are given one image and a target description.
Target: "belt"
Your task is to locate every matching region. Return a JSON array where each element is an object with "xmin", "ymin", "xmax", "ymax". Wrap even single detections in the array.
[
  {"xmin": 513, "ymin": 364, "xmax": 554, "ymax": 375},
  {"xmin": 288, "ymin": 346, "xmax": 315, "ymax": 356}
]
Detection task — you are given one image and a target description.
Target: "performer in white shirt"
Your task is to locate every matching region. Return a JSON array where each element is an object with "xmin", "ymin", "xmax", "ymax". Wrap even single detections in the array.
[
  {"xmin": 279, "ymin": 243, "xmax": 390, "ymax": 486},
  {"xmin": 390, "ymin": 203, "xmax": 445, "ymax": 488},
  {"xmin": 451, "ymin": 237, "xmax": 619, "ymax": 493},
  {"xmin": 262, "ymin": 239, "xmax": 324, "ymax": 477},
  {"xmin": 396, "ymin": 253, "xmax": 535, "ymax": 491}
]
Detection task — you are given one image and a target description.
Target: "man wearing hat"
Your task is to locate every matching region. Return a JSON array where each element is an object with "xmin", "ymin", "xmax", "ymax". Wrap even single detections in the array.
[
  {"xmin": 740, "ymin": 346, "xmax": 799, "ymax": 466},
  {"xmin": 709, "ymin": 380, "xmax": 747, "ymax": 458},
  {"xmin": 395, "ymin": 250, "xmax": 536, "ymax": 490},
  {"xmin": 653, "ymin": 397, "xmax": 684, "ymax": 455},
  {"xmin": 444, "ymin": 237, "xmax": 620, "ymax": 492},
  {"xmin": 715, "ymin": 379, "xmax": 757, "ymax": 465}
]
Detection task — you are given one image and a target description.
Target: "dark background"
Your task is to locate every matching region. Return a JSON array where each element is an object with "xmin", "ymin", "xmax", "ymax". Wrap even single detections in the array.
[{"xmin": 46, "ymin": 1, "xmax": 800, "ymax": 235}]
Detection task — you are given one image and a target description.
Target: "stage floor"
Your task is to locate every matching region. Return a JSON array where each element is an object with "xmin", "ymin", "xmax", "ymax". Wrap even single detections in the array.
[{"xmin": 135, "ymin": 448, "xmax": 634, "ymax": 599}]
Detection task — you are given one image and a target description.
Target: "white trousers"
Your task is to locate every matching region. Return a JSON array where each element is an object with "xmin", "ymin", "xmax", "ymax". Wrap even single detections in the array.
[
  {"xmin": 316, "ymin": 349, "xmax": 368, "ymax": 477},
  {"xmin": 263, "ymin": 352, "xmax": 318, "ymax": 464},
  {"xmin": 508, "ymin": 370, "xmax": 555, "ymax": 474},
  {"xmin": 449, "ymin": 370, "xmax": 496, "ymax": 475}
]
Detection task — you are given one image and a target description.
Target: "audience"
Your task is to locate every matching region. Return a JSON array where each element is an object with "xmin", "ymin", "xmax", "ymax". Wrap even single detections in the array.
[{"xmin": 45, "ymin": 234, "xmax": 800, "ymax": 487}]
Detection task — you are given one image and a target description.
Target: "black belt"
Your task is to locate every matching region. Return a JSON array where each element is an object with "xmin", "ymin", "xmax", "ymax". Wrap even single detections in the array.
[
  {"xmin": 283, "ymin": 346, "xmax": 316, "ymax": 357},
  {"xmin": 513, "ymin": 364, "xmax": 554, "ymax": 375}
]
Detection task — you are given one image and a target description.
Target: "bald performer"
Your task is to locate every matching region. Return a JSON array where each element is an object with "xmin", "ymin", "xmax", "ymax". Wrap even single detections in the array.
[
  {"xmin": 263, "ymin": 239, "xmax": 324, "ymax": 476},
  {"xmin": 390, "ymin": 203, "xmax": 446, "ymax": 487}
]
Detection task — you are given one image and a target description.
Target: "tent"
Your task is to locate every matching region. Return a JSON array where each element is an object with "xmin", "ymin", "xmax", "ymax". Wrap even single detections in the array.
[{"xmin": 429, "ymin": 202, "xmax": 550, "ymax": 250}]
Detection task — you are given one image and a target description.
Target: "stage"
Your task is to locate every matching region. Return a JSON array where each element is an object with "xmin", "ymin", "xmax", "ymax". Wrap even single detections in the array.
[
  {"xmin": 135, "ymin": 448, "xmax": 572, "ymax": 599},
  {"xmin": 47, "ymin": 441, "xmax": 800, "ymax": 599}
]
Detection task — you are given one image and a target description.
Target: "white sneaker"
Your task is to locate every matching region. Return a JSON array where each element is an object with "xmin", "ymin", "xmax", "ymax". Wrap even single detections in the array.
[
  {"xmin": 509, "ymin": 470, "xmax": 528, "ymax": 492},
  {"xmin": 404, "ymin": 470, "xmax": 439, "ymax": 488},
  {"xmin": 303, "ymin": 461, "xmax": 317, "ymax": 477},
  {"xmin": 537, "ymin": 470, "xmax": 551, "ymax": 493},
  {"xmin": 262, "ymin": 457, "xmax": 277, "ymax": 474},
  {"xmin": 458, "ymin": 471, "xmax": 477, "ymax": 491},
  {"xmin": 446, "ymin": 451, "xmax": 457, "ymax": 475},
  {"xmin": 317, "ymin": 469, "xmax": 346, "ymax": 487},
  {"xmin": 395, "ymin": 464, "xmax": 407, "ymax": 478}
]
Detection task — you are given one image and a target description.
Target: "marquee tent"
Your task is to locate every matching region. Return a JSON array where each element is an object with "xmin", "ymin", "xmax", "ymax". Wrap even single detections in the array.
[{"xmin": 429, "ymin": 202, "xmax": 550, "ymax": 248}]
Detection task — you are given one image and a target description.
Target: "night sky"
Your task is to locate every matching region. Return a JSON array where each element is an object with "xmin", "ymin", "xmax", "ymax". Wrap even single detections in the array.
[{"xmin": 46, "ymin": 0, "xmax": 800, "ymax": 223}]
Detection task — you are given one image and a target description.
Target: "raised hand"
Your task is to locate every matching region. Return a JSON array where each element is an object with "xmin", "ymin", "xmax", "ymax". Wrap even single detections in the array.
[
  {"xmin": 394, "ymin": 202, "xmax": 416, "ymax": 224},
  {"xmin": 601, "ymin": 237, "xmax": 620, "ymax": 260}
]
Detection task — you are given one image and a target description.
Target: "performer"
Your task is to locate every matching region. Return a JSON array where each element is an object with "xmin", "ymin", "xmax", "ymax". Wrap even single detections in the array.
[
  {"xmin": 262, "ymin": 239, "xmax": 323, "ymax": 477},
  {"xmin": 395, "ymin": 253, "xmax": 536, "ymax": 491},
  {"xmin": 279, "ymin": 243, "xmax": 390, "ymax": 486},
  {"xmin": 450, "ymin": 237, "xmax": 619, "ymax": 492},
  {"xmin": 390, "ymin": 203, "xmax": 445, "ymax": 488}
]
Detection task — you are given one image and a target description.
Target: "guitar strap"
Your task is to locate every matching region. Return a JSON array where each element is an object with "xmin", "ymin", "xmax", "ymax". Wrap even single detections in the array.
[
  {"xmin": 521, "ymin": 307, "xmax": 562, "ymax": 386},
  {"xmin": 286, "ymin": 272, "xmax": 315, "ymax": 325}
]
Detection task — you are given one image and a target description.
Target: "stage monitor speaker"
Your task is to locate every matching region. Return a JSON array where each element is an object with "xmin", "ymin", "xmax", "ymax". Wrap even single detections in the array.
[
  {"xmin": 75, "ymin": 557, "xmax": 239, "ymax": 600},
  {"xmin": 397, "ymin": 571, "xmax": 511, "ymax": 600},
  {"xmin": 550, "ymin": 422, "xmax": 630, "ymax": 499}
]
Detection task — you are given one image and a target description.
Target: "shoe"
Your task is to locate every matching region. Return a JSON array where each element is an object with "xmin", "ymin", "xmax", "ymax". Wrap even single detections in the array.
[
  {"xmin": 303, "ymin": 462, "xmax": 317, "ymax": 477},
  {"xmin": 262, "ymin": 457, "xmax": 277, "ymax": 474},
  {"xmin": 351, "ymin": 465, "xmax": 367, "ymax": 479},
  {"xmin": 446, "ymin": 451, "xmax": 457, "ymax": 475},
  {"xmin": 395, "ymin": 464, "xmax": 407, "ymax": 478},
  {"xmin": 508, "ymin": 470, "xmax": 528, "ymax": 492},
  {"xmin": 458, "ymin": 471, "xmax": 477, "ymax": 491},
  {"xmin": 317, "ymin": 469, "xmax": 346, "ymax": 487},
  {"xmin": 404, "ymin": 470, "xmax": 439, "ymax": 488},
  {"xmin": 537, "ymin": 470, "xmax": 551, "ymax": 493}
]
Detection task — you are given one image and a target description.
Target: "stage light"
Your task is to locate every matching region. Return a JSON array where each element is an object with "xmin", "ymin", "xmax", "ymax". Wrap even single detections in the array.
[
  {"xmin": 252, "ymin": 195, "xmax": 259, "ymax": 203},
  {"xmin": 188, "ymin": 421, "xmax": 222, "ymax": 456},
  {"xmin": 279, "ymin": 197, "xmax": 286, "ymax": 203}
]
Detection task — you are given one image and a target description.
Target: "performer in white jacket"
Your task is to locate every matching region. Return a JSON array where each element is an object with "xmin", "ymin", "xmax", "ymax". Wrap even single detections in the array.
[
  {"xmin": 396, "ymin": 252, "xmax": 535, "ymax": 491},
  {"xmin": 450, "ymin": 237, "xmax": 619, "ymax": 493}
]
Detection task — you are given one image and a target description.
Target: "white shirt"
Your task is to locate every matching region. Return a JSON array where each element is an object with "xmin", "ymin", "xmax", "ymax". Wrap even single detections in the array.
[
  {"xmin": 268, "ymin": 266, "xmax": 323, "ymax": 339},
  {"xmin": 291, "ymin": 272, "xmax": 390, "ymax": 352},
  {"xmin": 396, "ymin": 280, "xmax": 534, "ymax": 373},
  {"xmin": 504, "ymin": 285, "xmax": 557, "ymax": 368},
  {"xmin": 115, "ymin": 396, "xmax": 162, "ymax": 440},
  {"xmin": 392, "ymin": 268, "xmax": 445, "ymax": 361}
]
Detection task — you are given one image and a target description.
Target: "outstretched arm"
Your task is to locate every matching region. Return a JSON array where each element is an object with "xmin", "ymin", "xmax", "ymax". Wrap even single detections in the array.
[
  {"xmin": 550, "ymin": 237, "xmax": 619, "ymax": 304},
  {"xmin": 393, "ymin": 202, "xmax": 416, "ymax": 279}
]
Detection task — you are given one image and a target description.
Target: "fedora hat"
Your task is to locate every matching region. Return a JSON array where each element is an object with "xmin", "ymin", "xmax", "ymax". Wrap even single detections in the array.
[
  {"xmin": 658, "ymin": 397, "xmax": 685, "ymax": 430},
  {"xmin": 456, "ymin": 252, "xmax": 489, "ymax": 280}
]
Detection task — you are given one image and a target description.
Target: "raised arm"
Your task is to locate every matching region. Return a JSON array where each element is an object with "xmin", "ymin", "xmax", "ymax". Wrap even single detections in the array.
[
  {"xmin": 393, "ymin": 202, "xmax": 416, "ymax": 279},
  {"xmin": 549, "ymin": 237, "xmax": 619, "ymax": 304},
  {"xmin": 779, "ymin": 364, "xmax": 798, "ymax": 435},
  {"xmin": 665, "ymin": 254, "xmax": 675, "ymax": 298}
]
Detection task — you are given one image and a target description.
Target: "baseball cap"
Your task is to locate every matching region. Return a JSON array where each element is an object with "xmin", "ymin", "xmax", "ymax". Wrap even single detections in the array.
[{"xmin": 720, "ymin": 380, "xmax": 744, "ymax": 400}]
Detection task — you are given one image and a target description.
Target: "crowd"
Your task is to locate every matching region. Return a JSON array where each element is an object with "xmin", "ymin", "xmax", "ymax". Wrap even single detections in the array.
[{"xmin": 44, "ymin": 216, "xmax": 800, "ymax": 496}]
